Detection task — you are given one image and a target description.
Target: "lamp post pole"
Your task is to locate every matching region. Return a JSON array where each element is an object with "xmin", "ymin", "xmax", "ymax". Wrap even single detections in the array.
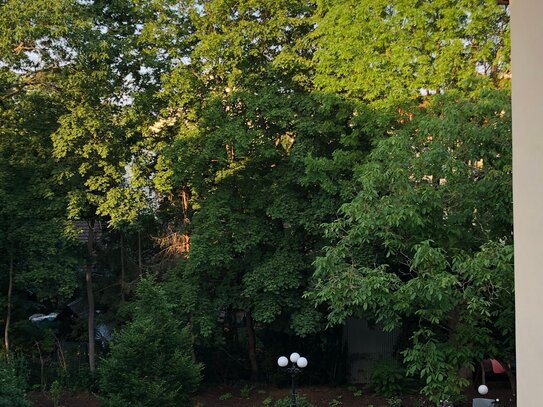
[
  {"xmin": 288, "ymin": 363, "xmax": 300, "ymax": 407},
  {"xmin": 277, "ymin": 352, "xmax": 308, "ymax": 407}
]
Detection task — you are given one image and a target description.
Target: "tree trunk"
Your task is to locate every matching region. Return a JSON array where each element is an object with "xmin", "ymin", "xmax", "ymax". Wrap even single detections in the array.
[
  {"xmin": 246, "ymin": 310, "xmax": 259, "ymax": 378},
  {"xmin": 182, "ymin": 188, "xmax": 196, "ymax": 360},
  {"xmin": 505, "ymin": 366, "xmax": 516, "ymax": 396},
  {"xmin": 181, "ymin": 187, "xmax": 191, "ymax": 254},
  {"xmin": 189, "ymin": 316, "xmax": 197, "ymax": 363},
  {"xmin": 480, "ymin": 361, "xmax": 486, "ymax": 385},
  {"xmin": 181, "ymin": 188, "xmax": 190, "ymax": 224},
  {"xmin": 35, "ymin": 341, "xmax": 45, "ymax": 391},
  {"xmin": 120, "ymin": 232, "xmax": 125, "ymax": 301},
  {"xmin": 4, "ymin": 251, "xmax": 13, "ymax": 352},
  {"xmin": 137, "ymin": 230, "xmax": 142, "ymax": 275},
  {"xmin": 86, "ymin": 220, "xmax": 96, "ymax": 373},
  {"xmin": 497, "ymin": 358, "xmax": 516, "ymax": 396}
]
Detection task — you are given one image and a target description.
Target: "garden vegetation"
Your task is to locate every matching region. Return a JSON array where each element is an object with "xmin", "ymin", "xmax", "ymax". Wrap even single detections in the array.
[{"xmin": 0, "ymin": 0, "xmax": 511, "ymax": 404}]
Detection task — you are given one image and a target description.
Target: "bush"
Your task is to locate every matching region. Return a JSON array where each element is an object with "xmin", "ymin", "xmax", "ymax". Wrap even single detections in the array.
[
  {"xmin": 366, "ymin": 360, "xmax": 407, "ymax": 398},
  {"xmin": 274, "ymin": 395, "xmax": 316, "ymax": 407},
  {"xmin": 99, "ymin": 279, "xmax": 202, "ymax": 407},
  {"xmin": 50, "ymin": 379, "xmax": 61, "ymax": 407},
  {"xmin": 0, "ymin": 355, "xmax": 31, "ymax": 407}
]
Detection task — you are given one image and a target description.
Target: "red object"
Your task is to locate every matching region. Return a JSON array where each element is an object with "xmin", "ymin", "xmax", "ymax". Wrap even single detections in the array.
[{"xmin": 490, "ymin": 359, "xmax": 506, "ymax": 374}]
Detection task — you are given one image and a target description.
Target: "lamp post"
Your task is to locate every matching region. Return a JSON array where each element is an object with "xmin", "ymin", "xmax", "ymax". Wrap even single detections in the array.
[
  {"xmin": 473, "ymin": 384, "xmax": 500, "ymax": 407},
  {"xmin": 277, "ymin": 352, "xmax": 308, "ymax": 407}
]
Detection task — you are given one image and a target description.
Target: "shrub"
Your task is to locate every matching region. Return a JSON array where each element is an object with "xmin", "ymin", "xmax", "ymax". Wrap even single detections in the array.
[
  {"xmin": 366, "ymin": 360, "xmax": 407, "ymax": 398},
  {"xmin": 50, "ymin": 379, "xmax": 61, "ymax": 407},
  {"xmin": 0, "ymin": 355, "xmax": 30, "ymax": 407},
  {"xmin": 99, "ymin": 279, "xmax": 202, "ymax": 407}
]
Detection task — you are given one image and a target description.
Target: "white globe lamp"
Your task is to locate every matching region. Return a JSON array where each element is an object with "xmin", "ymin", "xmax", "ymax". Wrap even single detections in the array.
[
  {"xmin": 290, "ymin": 352, "xmax": 300, "ymax": 363},
  {"xmin": 296, "ymin": 357, "xmax": 308, "ymax": 368},
  {"xmin": 478, "ymin": 384, "xmax": 489, "ymax": 396},
  {"xmin": 277, "ymin": 356, "xmax": 289, "ymax": 367}
]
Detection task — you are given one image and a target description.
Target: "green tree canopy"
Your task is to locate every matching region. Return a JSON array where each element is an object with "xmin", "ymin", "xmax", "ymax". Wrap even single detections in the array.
[
  {"xmin": 310, "ymin": 90, "xmax": 513, "ymax": 401},
  {"xmin": 313, "ymin": 0, "xmax": 510, "ymax": 105},
  {"xmin": 0, "ymin": 66, "xmax": 80, "ymax": 353}
]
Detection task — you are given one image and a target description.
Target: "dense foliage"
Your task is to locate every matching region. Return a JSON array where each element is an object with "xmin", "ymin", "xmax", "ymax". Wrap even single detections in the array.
[
  {"xmin": 99, "ymin": 279, "xmax": 201, "ymax": 407},
  {"xmin": 0, "ymin": 0, "xmax": 512, "ymax": 403},
  {"xmin": 311, "ymin": 90, "xmax": 513, "ymax": 401},
  {"xmin": 0, "ymin": 355, "xmax": 30, "ymax": 407},
  {"xmin": 314, "ymin": 0, "xmax": 510, "ymax": 104}
]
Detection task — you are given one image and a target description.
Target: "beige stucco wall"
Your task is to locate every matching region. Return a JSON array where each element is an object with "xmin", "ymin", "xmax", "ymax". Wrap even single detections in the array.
[{"xmin": 512, "ymin": 0, "xmax": 543, "ymax": 405}]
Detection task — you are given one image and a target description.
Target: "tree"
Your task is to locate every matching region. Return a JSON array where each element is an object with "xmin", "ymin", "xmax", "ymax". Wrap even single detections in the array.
[
  {"xmin": 151, "ymin": 0, "xmax": 377, "ymax": 377},
  {"xmin": 313, "ymin": 0, "xmax": 510, "ymax": 105},
  {"xmin": 310, "ymin": 91, "xmax": 513, "ymax": 401},
  {"xmin": 0, "ymin": 70, "xmax": 79, "ymax": 353},
  {"xmin": 307, "ymin": 1, "xmax": 513, "ymax": 399},
  {"xmin": 1, "ymin": 0, "xmax": 195, "ymax": 370},
  {"xmin": 99, "ymin": 278, "xmax": 201, "ymax": 407}
]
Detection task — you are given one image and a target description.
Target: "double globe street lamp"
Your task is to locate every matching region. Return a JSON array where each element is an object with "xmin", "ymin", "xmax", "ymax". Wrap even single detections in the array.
[{"xmin": 277, "ymin": 352, "xmax": 308, "ymax": 407}]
